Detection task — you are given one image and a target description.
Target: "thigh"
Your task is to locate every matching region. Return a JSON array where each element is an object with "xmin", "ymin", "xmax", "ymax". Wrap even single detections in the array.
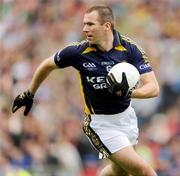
[
  {"xmin": 111, "ymin": 162, "xmax": 132, "ymax": 176},
  {"xmin": 109, "ymin": 145, "xmax": 154, "ymax": 176}
]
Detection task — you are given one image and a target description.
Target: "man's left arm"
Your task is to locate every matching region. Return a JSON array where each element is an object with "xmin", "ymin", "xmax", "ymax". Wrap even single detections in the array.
[{"xmin": 131, "ymin": 71, "xmax": 160, "ymax": 99}]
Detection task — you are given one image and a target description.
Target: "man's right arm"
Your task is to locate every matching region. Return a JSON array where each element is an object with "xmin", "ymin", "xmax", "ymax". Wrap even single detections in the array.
[
  {"xmin": 28, "ymin": 56, "xmax": 58, "ymax": 95},
  {"xmin": 12, "ymin": 56, "xmax": 58, "ymax": 116}
]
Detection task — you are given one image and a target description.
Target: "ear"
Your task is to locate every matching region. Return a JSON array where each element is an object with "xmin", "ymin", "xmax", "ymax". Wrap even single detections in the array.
[{"xmin": 104, "ymin": 22, "xmax": 112, "ymax": 31}]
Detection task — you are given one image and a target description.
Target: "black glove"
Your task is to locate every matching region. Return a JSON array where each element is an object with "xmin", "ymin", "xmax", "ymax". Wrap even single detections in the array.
[
  {"xmin": 12, "ymin": 90, "xmax": 34, "ymax": 116},
  {"xmin": 106, "ymin": 72, "xmax": 132, "ymax": 99}
]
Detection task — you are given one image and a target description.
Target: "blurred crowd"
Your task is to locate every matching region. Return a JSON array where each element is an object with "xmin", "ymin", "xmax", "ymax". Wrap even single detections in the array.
[{"xmin": 0, "ymin": 0, "xmax": 180, "ymax": 175}]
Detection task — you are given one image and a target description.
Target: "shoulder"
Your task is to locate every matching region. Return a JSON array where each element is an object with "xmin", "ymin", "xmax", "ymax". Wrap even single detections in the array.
[
  {"xmin": 54, "ymin": 40, "xmax": 90, "ymax": 68},
  {"xmin": 120, "ymin": 34, "xmax": 142, "ymax": 50},
  {"xmin": 120, "ymin": 34, "xmax": 146, "ymax": 54},
  {"xmin": 62, "ymin": 40, "xmax": 89, "ymax": 55},
  {"xmin": 119, "ymin": 34, "xmax": 148, "ymax": 60}
]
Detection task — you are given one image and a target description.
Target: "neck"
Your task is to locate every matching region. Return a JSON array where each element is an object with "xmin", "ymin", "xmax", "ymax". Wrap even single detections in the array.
[{"xmin": 97, "ymin": 31, "xmax": 114, "ymax": 52}]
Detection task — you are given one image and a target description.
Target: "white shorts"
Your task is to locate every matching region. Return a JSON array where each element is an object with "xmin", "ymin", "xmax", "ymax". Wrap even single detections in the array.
[{"xmin": 83, "ymin": 106, "xmax": 139, "ymax": 159}]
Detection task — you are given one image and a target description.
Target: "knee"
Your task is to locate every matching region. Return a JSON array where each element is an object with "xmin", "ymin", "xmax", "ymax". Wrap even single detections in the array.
[
  {"xmin": 98, "ymin": 165, "xmax": 114, "ymax": 176},
  {"xmin": 111, "ymin": 164, "xmax": 129, "ymax": 176},
  {"xmin": 98, "ymin": 164, "xmax": 129, "ymax": 176},
  {"xmin": 136, "ymin": 164, "xmax": 157, "ymax": 176}
]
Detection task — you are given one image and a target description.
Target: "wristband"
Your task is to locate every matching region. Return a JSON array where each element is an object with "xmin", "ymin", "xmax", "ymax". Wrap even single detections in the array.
[{"xmin": 26, "ymin": 90, "xmax": 34, "ymax": 98}]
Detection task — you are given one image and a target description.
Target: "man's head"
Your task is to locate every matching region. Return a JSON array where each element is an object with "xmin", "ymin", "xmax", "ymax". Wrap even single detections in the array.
[{"xmin": 83, "ymin": 5, "xmax": 115, "ymax": 45}]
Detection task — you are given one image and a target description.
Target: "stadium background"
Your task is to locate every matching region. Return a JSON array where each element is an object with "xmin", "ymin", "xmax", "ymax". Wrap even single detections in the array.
[{"xmin": 0, "ymin": 0, "xmax": 180, "ymax": 175}]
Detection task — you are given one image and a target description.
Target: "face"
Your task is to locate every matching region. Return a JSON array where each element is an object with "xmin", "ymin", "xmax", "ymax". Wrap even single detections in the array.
[{"xmin": 83, "ymin": 11, "xmax": 107, "ymax": 45}]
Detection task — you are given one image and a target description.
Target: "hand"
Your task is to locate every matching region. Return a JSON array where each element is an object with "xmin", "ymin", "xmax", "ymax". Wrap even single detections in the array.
[
  {"xmin": 12, "ymin": 90, "xmax": 34, "ymax": 116},
  {"xmin": 106, "ymin": 72, "xmax": 132, "ymax": 99}
]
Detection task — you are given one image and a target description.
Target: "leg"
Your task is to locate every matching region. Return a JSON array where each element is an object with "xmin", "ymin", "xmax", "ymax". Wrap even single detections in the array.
[
  {"xmin": 98, "ymin": 162, "xmax": 131, "ymax": 176},
  {"xmin": 108, "ymin": 145, "xmax": 157, "ymax": 176}
]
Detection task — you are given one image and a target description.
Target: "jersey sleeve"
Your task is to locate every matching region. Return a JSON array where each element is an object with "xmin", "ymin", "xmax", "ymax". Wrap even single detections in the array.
[
  {"xmin": 54, "ymin": 45, "xmax": 78, "ymax": 68},
  {"xmin": 121, "ymin": 35, "xmax": 152, "ymax": 74},
  {"xmin": 127, "ymin": 43, "xmax": 152, "ymax": 74}
]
